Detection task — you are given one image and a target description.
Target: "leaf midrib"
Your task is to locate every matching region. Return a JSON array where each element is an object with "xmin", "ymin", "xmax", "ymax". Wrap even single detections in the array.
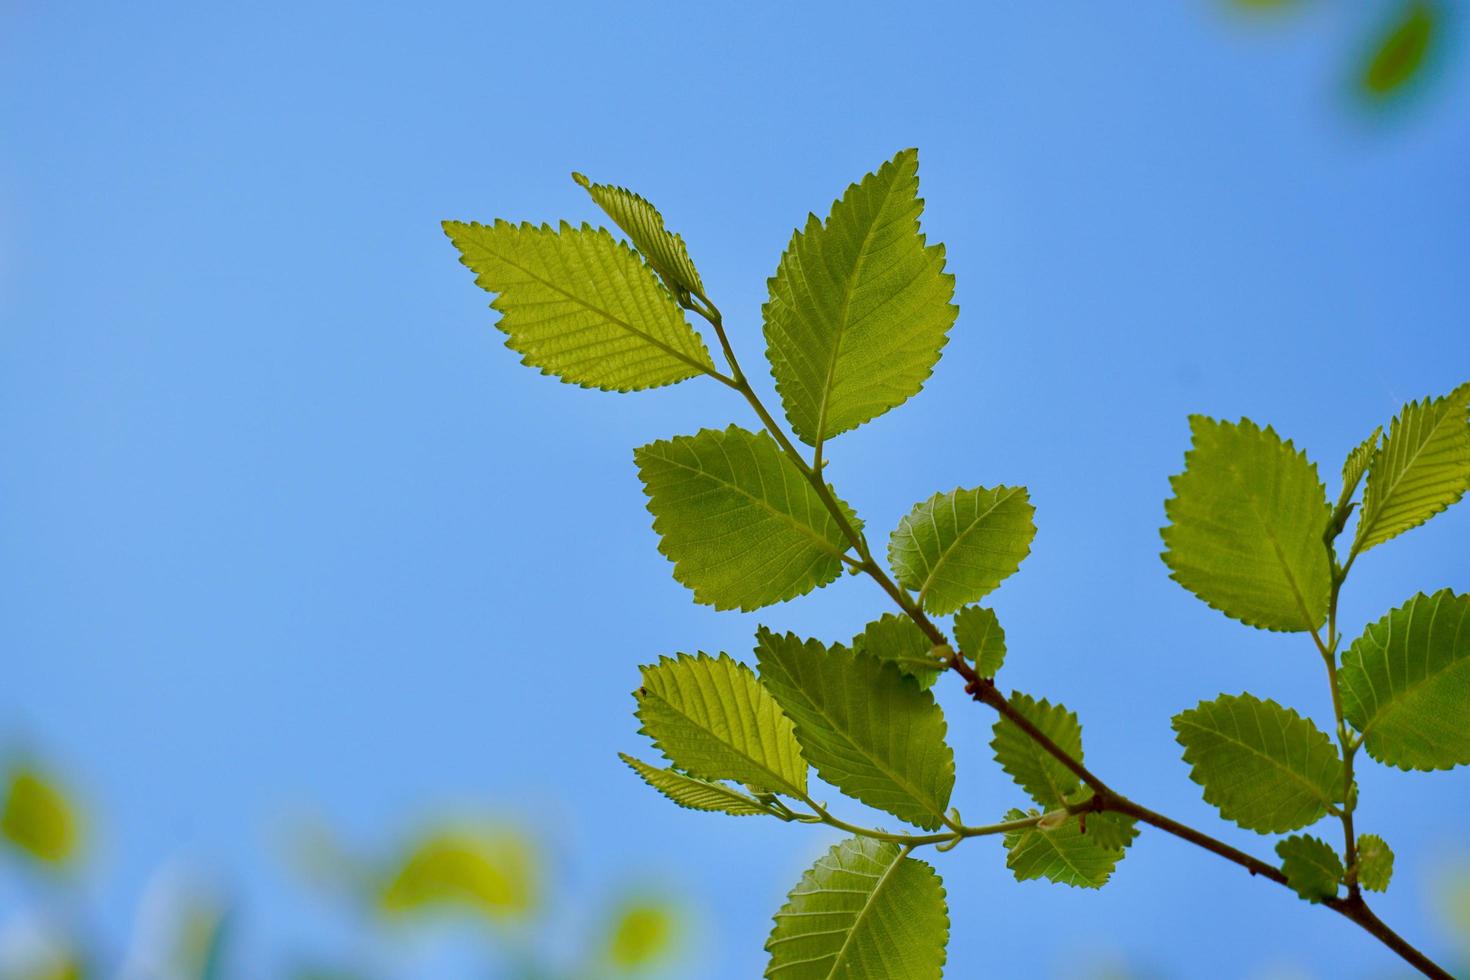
[
  {"xmin": 783, "ymin": 662, "xmax": 947, "ymax": 825},
  {"xmin": 811, "ymin": 169, "xmax": 906, "ymax": 446},
  {"xmin": 1224, "ymin": 452, "xmax": 1323, "ymax": 630},
  {"xmin": 643, "ymin": 442, "xmax": 849, "ymax": 559},
  {"xmin": 825, "ymin": 846, "xmax": 906, "ymax": 978},
  {"xmin": 1176, "ymin": 714, "xmax": 1339, "ymax": 810},
  {"xmin": 643, "ymin": 689, "xmax": 805, "ymax": 798},
  {"xmin": 1358, "ymin": 386, "xmax": 1470, "ymax": 549},
  {"xmin": 467, "ymin": 227, "xmax": 714, "ymax": 377},
  {"xmin": 916, "ymin": 488, "xmax": 1020, "ymax": 606}
]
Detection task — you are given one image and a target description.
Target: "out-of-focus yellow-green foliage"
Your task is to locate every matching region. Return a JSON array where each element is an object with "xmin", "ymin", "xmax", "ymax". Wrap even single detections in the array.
[
  {"xmin": 602, "ymin": 897, "xmax": 680, "ymax": 972},
  {"xmin": 0, "ymin": 764, "xmax": 80, "ymax": 867},
  {"xmin": 1230, "ymin": 0, "xmax": 1298, "ymax": 11},
  {"xmin": 1361, "ymin": 1, "xmax": 1438, "ymax": 97},
  {"xmin": 377, "ymin": 826, "xmax": 537, "ymax": 922}
]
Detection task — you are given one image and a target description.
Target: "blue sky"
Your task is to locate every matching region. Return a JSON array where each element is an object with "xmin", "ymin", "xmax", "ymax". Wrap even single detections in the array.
[{"xmin": 2, "ymin": 2, "xmax": 1469, "ymax": 977}]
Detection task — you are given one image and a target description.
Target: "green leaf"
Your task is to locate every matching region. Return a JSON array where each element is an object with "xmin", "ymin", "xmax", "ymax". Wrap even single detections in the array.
[
  {"xmin": 635, "ymin": 426, "xmax": 859, "ymax": 611},
  {"xmin": 764, "ymin": 836, "xmax": 947, "ymax": 980},
  {"xmin": 953, "ymin": 605, "xmax": 1006, "ymax": 677},
  {"xmin": 852, "ymin": 613, "xmax": 944, "ymax": 689},
  {"xmin": 1356, "ymin": 834, "xmax": 1394, "ymax": 893},
  {"xmin": 442, "ymin": 219, "xmax": 716, "ymax": 391},
  {"xmin": 1340, "ymin": 590, "xmax": 1470, "ymax": 771},
  {"xmin": 1354, "ymin": 382, "xmax": 1470, "ymax": 553},
  {"xmin": 1276, "ymin": 835, "xmax": 1343, "ymax": 903},
  {"xmin": 634, "ymin": 653, "xmax": 808, "ymax": 797},
  {"xmin": 755, "ymin": 630, "xmax": 954, "ymax": 830},
  {"xmin": 1002, "ymin": 809, "xmax": 1127, "ymax": 889},
  {"xmin": 1, "ymin": 763, "xmax": 80, "ymax": 866},
  {"xmin": 763, "ymin": 148, "xmax": 957, "ymax": 447},
  {"xmin": 991, "ymin": 694, "xmax": 1083, "ymax": 808},
  {"xmin": 1337, "ymin": 426, "xmax": 1381, "ymax": 514},
  {"xmin": 572, "ymin": 172, "xmax": 704, "ymax": 300},
  {"xmin": 1079, "ymin": 808, "xmax": 1140, "ymax": 853},
  {"xmin": 1172, "ymin": 693, "xmax": 1342, "ymax": 834},
  {"xmin": 1361, "ymin": 1, "xmax": 1436, "ymax": 98},
  {"xmin": 888, "ymin": 486, "xmax": 1036, "ymax": 615},
  {"xmin": 619, "ymin": 753, "xmax": 775, "ymax": 817},
  {"xmin": 1161, "ymin": 417, "xmax": 1331, "ymax": 632},
  {"xmin": 380, "ymin": 825, "xmax": 538, "ymax": 921}
]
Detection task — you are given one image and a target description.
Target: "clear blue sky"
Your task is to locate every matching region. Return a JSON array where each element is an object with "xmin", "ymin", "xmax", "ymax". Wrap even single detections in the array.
[{"xmin": 3, "ymin": 2, "xmax": 1468, "ymax": 977}]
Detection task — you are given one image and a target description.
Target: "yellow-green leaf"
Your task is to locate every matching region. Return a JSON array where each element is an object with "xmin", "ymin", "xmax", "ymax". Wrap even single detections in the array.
[
  {"xmin": 1354, "ymin": 382, "xmax": 1470, "ymax": 554},
  {"xmin": 991, "ymin": 694, "xmax": 1082, "ymax": 808},
  {"xmin": 1357, "ymin": 833, "xmax": 1395, "ymax": 893},
  {"xmin": 1340, "ymin": 590, "xmax": 1470, "ymax": 771},
  {"xmin": 443, "ymin": 219, "xmax": 716, "ymax": 391},
  {"xmin": 634, "ymin": 653, "xmax": 808, "ymax": 797},
  {"xmin": 1161, "ymin": 417, "xmax": 1331, "ymax": 632},
  {"xmin": 755, "ymin": 630, "xmax": 954, "ymax": 830},
  {"xmin": 1002, "ymin": 808, "xmax": 1127, "ymax": 890},
  {"xmin": 953, "ymin": 605, "xmax": 1006, "ymax": 677},
  {"xmin": 763, "ymin": 148, "xmax": 956, "ymax": 447},
  {"xmin": 620, "ymin": 753, "xmax": 775, "ymax": 817},
  {"xmin": 765, "ymin": 836, "xmax": 947, "ymax": 979},
  {"xmin": 852, "ymin": 613, "xmax": 945, "ymax": 689},
  {"xmin": 635, "ymin": 426, "xmax": 858, "ymax": 611},
  {"xmin": 888, "ymin": 486, "xmax": 1036, "ymax": 616},
  {"xmin": 573, "ymin": 172, "xmax": 704, "ymax": 300},
  {"xmin": 1276, "ymin": 834, "xmax": 1343, "ymax": 902},
  {"xmin": 1172, "ymin": 693, "xmax": 1342, "ymax": 834}
]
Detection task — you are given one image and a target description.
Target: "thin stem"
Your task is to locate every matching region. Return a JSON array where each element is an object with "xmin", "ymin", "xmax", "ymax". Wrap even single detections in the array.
[
  {"xmin": 795, "ymin": 794, "xmax": 1079, "ymax": 849},
  {"xmin": 687, "ymin": 301, "xmax": 1448, "ymax": 977},
  {"xmin": 1321, "ymin": 535, "xmax": 1361, "ymax": 893}
]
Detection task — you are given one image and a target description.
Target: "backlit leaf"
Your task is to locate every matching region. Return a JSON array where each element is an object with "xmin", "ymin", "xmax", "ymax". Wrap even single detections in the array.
[
  {"xmin": 1354, "ymin": 382, "xmax": 1470, "ymax": 553},
  {"xmin": 1340, "ymin": 590, "xmax": 1470, "ymax": 771},
  {"xmin": 1276, "ymin": 835, "xmax": 1343, "ymax": 903},
  {"xmin": 1357, "ymin": 833, "xmax": 1394, "ymax": 893},
  {"xmin": 635, "ymin": 425, "xmax": 858, "ymax": 611},
  {"xmin": 1161, "ymin": 417, "xmax": 1331, "ymax": 632},
  {"xmin": 953, "ymin": 605, "xmax": 1006, "ymax": 677},
  {"xmin": 763, "ymin": 148, "xmax": 956, "ymax": 446},
  {"xmin": 1172, "ymin": 693, "xmax": 1342, "ymax": 834},
  {"xmin": 991, "ymin": 694, "xmax": 1083, "ymax": 808},
  {"xmin": 573, "ymin": 172, "xmax": 704, "ymax": 300},
  {"xmin": 1002, "ymin": 808, "xmax": 1127, "ymax": 889},
  {"xmin": 634, "ymin": 653, "xmax": 807, "ymax": 797},
  {"xmin": 1338, "ymin": 426, "xmax": 1381, "ymax": 514},
  {"xmin": 852, "ymin": 613, "xmax": 944, "ymax": 689},
  {"xmin": 888, "ymin": 486, "xmax": 1036, "ymax": 615},
  {"xmin": 755, "ymin": 630, "xmax": 954, "ymax": 829},
  {"xmin": 620, "ymin": 753, "xmax": 775, "ymax": 817},
  {"xmin": 443, "ymin": 219, "xmax": 716, "ymax": 391},
  {"xmin": 764, "ymin": 836, "xmax": 947, "ymax": 980}
]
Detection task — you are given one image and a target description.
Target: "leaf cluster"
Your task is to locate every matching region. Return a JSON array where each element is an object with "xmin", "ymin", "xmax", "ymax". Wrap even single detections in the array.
[{"xmin": 445, "ymin": 150, "xmax": 1468, "ymax": 978}]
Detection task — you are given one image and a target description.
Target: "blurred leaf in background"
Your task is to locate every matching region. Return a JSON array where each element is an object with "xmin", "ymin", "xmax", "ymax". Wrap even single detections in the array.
[
  {"xmin": 0, "ymin": 761, "xmax": 80, "ymax": 869},
  {"xmin": 0, "ymin": 914, "xmax": 87, "ymax": 980},
  {"xmin": 118, "ymin": 865, "xmax": 231, "ymax": 980},
  {"xmin": 599, "ymin": 895, "xmax": 680, "ymax": 974},
  {"xmin": 377, "ymin": 824, "xmax": 538, "ymax": 923},
  {"xmin": 1230, "ymin": 0, "xmax": 1299, "ymax": 11},
  {"xmin": 1360, "ymin": 0, "xmax": 1440, "ymax": 99}
]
